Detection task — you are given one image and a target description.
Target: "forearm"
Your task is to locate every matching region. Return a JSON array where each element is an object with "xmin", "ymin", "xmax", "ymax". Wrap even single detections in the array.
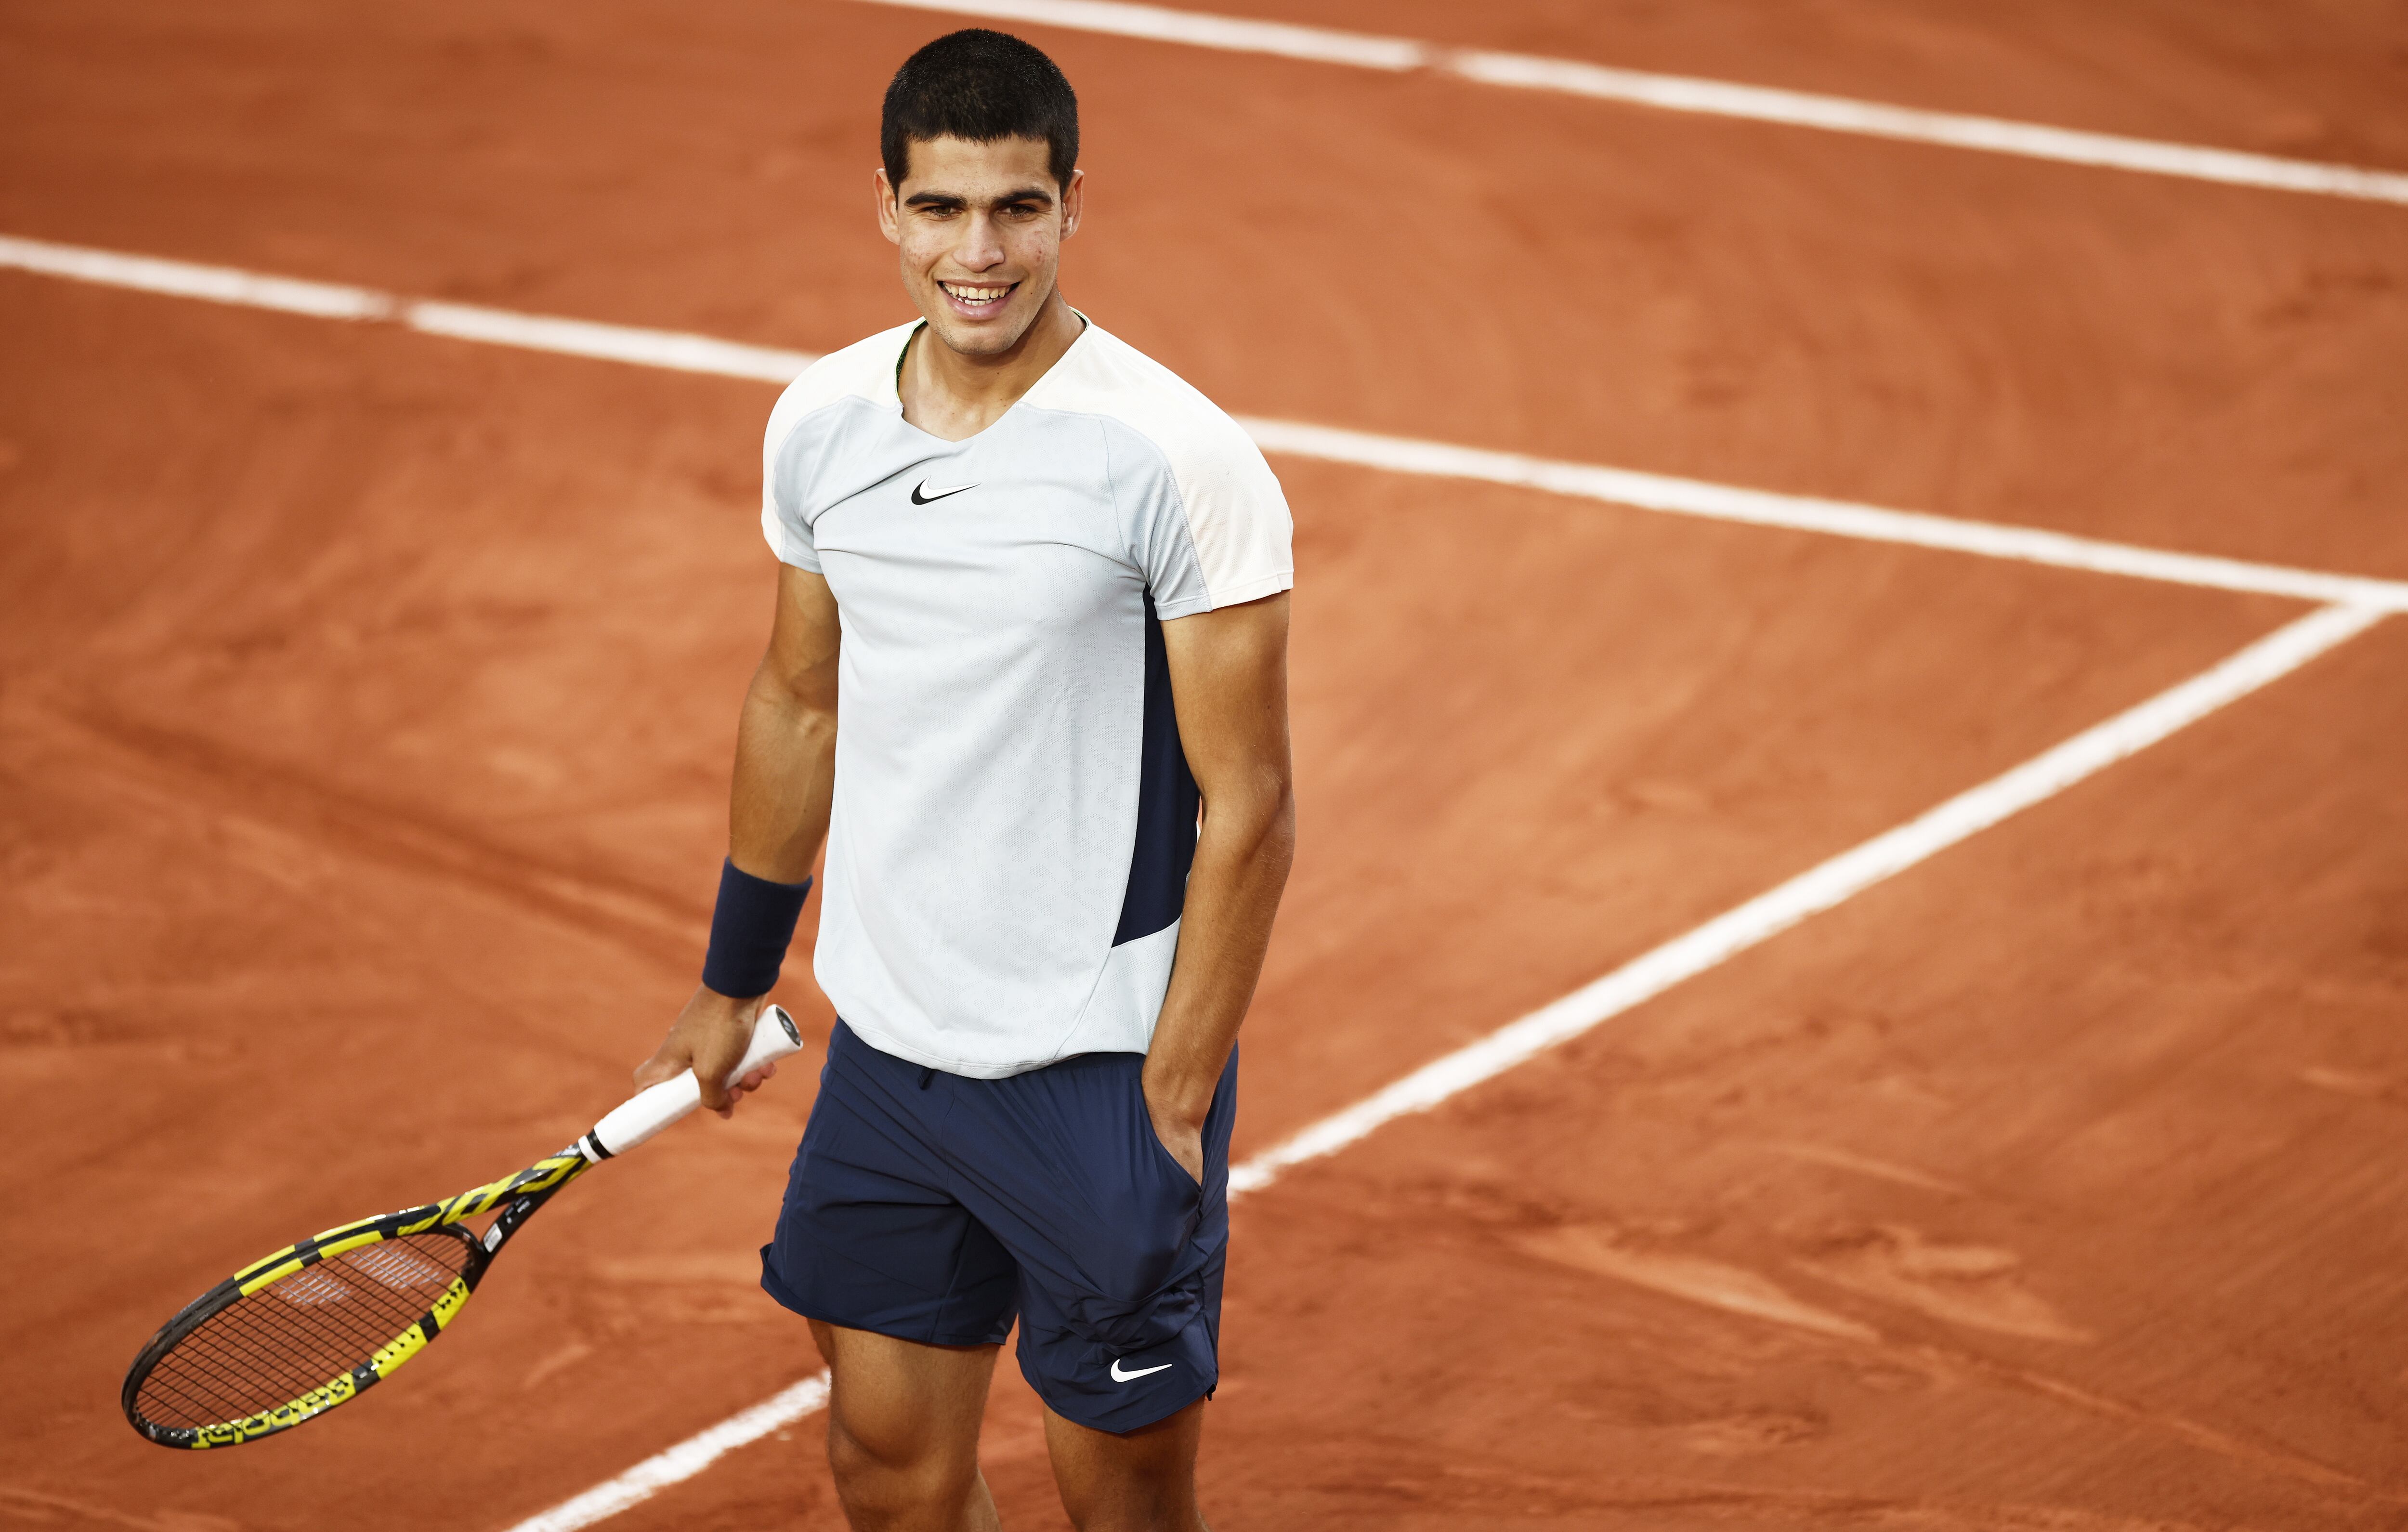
[
  {"xmin": 727, "ymin": 661, "xmax": 837, "ymax": 885},
  {"xmin": 641, "ymin": 566, "xmax": 837, "ymax": 1104},
  {"xmin": 1142, "ymin": 777, "xmax": 1295, "ymax": 1121}
]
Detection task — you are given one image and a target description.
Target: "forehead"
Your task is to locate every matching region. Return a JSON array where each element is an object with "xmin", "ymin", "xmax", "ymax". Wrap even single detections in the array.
[{"xmin": 898, "ymin": 134, "xmax": 1057, "ymax": 195}]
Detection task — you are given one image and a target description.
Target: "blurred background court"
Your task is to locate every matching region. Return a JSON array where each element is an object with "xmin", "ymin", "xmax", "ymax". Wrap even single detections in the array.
[{"xmin": 3, "ymin": 2, "xmax": 2405, "ymax": 1527}]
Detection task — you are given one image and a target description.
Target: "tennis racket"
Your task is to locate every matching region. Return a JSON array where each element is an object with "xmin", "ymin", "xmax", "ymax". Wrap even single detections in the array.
[{"xmin": 122, "ymin": 1005, "xmax": 804, "ymax": 1450}]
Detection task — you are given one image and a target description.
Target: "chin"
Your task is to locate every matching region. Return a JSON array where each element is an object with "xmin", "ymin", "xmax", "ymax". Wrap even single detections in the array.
[{"xmin": 926, "ymin": 309, "xmax": 1034, "ymax": 357}]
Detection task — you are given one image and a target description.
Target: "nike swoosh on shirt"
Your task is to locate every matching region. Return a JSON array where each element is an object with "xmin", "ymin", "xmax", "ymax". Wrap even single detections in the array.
[
  {"xmin": 910, "ymin": 480, "xmax": 978, "ymax": 504},
  {"xmin": 1109, "ymin": 1359, "xmax": 1174, "ymax": 1383}
]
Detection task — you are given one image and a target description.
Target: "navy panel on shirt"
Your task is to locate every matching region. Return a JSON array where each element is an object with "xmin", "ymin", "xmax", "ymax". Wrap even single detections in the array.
[{"xmin": 1114, "ymin": 594, "xmax": 1200, "ymax": 947}]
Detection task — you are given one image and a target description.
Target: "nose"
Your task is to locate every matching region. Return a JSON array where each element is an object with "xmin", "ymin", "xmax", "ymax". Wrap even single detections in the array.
[{"xmin": 955, "ymin": 210, "xmax": 1008, "ymax": 272}]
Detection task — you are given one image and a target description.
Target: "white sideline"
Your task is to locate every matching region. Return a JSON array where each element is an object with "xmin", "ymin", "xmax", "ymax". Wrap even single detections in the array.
[
  {"xmin": 1227, "ymin": 600, "xmax": 2384, "ymax": 1191},
  {"xmin": 503, "ymin": 1374, "xmax": 830, "ymax": 1532},
  {"xmin": 503, "ymin": 603, "xmax": 2383, "ymax": 1530},
  {"xmin": 7, "ymin": 234, "xmax": 2407, "ymax": 614},
  {"xmin": 847, "ymin": 0, "xmax": 2408, "ymax": 208}
]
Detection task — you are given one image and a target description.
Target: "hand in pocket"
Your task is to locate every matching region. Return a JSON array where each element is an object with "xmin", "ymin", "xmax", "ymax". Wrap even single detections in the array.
[{"xmin": 1144, "ymin": 1097, "xmax": 1205, "ymax": 1190}]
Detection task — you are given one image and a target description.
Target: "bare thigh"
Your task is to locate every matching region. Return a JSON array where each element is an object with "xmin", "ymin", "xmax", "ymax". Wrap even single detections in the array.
[
  {"xmin": 811, "ymin": 1320, "xmax": 1003, "ymax": 1532},
  {"xmin": 1045, "ymin": 1395, "xmax": 1210, "ymax": 1532}
]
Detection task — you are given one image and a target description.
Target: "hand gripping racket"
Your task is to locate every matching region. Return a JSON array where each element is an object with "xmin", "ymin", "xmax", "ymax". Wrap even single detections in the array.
[{"xmin": 122, "ymin": 1006, "xmax": 804, "ymax": 1450}]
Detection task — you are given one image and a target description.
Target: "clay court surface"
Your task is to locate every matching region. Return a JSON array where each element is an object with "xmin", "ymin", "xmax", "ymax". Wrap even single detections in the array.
[{"xmin": 5, "ymin": 1, "xmax": 2408, "ymax": 1527}]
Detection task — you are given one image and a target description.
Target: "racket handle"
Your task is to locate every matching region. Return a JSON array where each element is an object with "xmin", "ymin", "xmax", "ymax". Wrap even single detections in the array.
[{"xmin": 582, "ymin": 1005, "xmax": 806, "ymax": 1161}]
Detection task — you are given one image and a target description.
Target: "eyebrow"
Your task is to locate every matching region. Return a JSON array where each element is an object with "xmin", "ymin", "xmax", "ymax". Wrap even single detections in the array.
[{"xmin": 903, "ymin": 185, "xmax": 1057, "ymax": 211}]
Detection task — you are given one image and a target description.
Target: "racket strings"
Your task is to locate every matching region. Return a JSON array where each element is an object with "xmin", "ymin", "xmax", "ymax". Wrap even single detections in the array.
[{"xmin": 133, "ymin": 1229, "xmax": 476, "ymax": 1429}]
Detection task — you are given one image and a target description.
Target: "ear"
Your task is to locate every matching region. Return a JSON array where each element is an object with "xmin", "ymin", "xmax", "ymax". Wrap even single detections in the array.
[
  {"xmin": 1060, "ymin": 167, "xmax": 1085, "ymax": 240},
  {"xmin": 874, "ymin": 167, "xmax": 901, "ymax": 246}
]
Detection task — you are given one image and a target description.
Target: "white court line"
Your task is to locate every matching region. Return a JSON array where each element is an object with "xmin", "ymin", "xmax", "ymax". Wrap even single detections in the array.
[
  {"xmin": 1239, "ymin": 419, "xmax": 2408, "ymax": 613},
  {"xmin": 0, "ymin": 236, "xmax": 815, "ymax": 384},
  {"xmin": 504, "ymin": 603, "xmax": 2384, "ymax": 1531},
  {"xmin": 847, "ymin": 0, "xmax": 2408, "ymax": 208},
  {"xmin": 1229, "ymin": 600, "xmax": 2384, "ymax": 1190},
  {"xmin": 504, "ymin": 1374, "xmax": 831, "ymax": 1532},
  {"xmin": 7, "ymin": 233, "xmax": 2407, "ymax": 614}
]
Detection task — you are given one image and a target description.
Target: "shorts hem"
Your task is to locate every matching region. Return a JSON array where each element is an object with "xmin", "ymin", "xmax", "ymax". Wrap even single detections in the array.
[{"xmin": 1025, "ymin": 1364, "xmax": 1216, "ymax": 1435}]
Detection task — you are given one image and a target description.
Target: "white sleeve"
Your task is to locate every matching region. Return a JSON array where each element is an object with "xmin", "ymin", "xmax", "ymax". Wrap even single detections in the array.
[
  {"xmin": 1125, "ymin": 413, "xmax": 1293, "ymax": 620},
  {"xmin": 759, "ymin": 396, "xmax": 822, "ymax": 573},
  {"xmin": 1181, "ymin": 416, "xmax": 1293, "ymax": 613}
]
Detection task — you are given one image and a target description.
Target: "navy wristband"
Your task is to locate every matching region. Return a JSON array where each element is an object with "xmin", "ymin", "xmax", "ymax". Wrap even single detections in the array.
[{"xmin": 701, "ymin": 858, "xmax": 812, "ymax": 998}]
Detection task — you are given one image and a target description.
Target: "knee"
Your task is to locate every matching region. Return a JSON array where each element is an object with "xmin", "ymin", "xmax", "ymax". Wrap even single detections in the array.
[
  {"xmin": 1050, "ymin": 1398, "xmax": 1206, "ymax": 1532},
  {"xmin": 825, "ymin": 1411, "xmax": 980, "ymax": 1521},
  {"xmin": 1052, "ymin": 1433, "xmax": 1203, "ymax": 1532}
]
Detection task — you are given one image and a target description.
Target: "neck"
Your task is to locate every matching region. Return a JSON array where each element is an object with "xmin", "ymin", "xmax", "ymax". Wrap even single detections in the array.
[{"xmin": 901, "ymin": 289, "xmax": 1084, "ymax": 442}]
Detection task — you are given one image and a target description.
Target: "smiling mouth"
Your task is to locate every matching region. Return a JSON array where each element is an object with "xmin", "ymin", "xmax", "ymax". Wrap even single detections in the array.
[{"xmin": 939, "ymin": 279, "xmax": 1016, "ymax": 313}]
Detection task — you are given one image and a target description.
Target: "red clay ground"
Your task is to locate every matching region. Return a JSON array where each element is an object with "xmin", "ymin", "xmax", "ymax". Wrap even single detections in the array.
[{"xmin": 2, "ymin": 2, "xmax": 2404, "ymax": 1529}]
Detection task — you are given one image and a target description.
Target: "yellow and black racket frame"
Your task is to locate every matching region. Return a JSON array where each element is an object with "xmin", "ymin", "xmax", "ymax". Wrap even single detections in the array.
[
  {"xmin": 121, "ymin": 1147, "xmax": 592, "ymax": 1450},
  {"xmin": 123, "ymin": 1005, "xmax": 801, "ymax": 1450}
]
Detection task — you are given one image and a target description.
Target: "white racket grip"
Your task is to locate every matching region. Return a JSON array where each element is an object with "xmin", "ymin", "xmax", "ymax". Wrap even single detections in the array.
[{"xmin": 581, "ymin": 1005, "xmax": 805, "ymax": 1161}]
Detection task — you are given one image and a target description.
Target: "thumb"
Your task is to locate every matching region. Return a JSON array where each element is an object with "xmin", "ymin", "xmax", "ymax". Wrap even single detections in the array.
[
  {"xmin": 632, "ymin": 1036, "xmax": 692, "ymax": 1092},
  {"xmin": 692, "ymin": 1014, "xmax": 756, "ymax": 1112}
]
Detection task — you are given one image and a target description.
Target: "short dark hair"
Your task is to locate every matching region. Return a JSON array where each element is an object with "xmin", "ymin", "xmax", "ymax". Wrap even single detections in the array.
[{"xmin": 881, "ymin": 29, "xmax": 1079, "ymax": 192}]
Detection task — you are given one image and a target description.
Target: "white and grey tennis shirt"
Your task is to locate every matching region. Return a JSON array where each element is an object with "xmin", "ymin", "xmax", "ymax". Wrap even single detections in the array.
[{"xmin": 760, "ymin": 317, "xmax": 1293, "ymax": 1078}]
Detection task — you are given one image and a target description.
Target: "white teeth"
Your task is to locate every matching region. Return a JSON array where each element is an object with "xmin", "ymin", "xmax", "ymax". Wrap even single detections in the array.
[{"xmin": 941, "ymin": 282, "xmax": 1010, "ymax": 305}]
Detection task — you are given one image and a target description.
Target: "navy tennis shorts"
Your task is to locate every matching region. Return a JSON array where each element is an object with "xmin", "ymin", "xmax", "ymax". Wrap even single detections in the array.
[{"xmin": 760, "ymin": 1021, "xmax": 1238, "ymax": 1434}]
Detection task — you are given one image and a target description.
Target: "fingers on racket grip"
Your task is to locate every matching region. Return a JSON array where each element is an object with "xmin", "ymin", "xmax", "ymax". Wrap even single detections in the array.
[{"xmin": 584, "ymin": 1005, "xmax": 805, "ymax": 1160}]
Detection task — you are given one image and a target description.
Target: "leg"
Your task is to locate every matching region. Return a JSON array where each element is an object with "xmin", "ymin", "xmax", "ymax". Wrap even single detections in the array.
[
  {"xmin": 811, "ymin": 1319, "xmax": 1004, "ymax": 1532},
  {"xmin": 762, "ymin": 1030, "xmax": 1022, "ymax": 1528},
  {"xmin": 929, "ymin": 1048, "xmax": 1239, "ymax": 1530},
  {"xmin": 1043, "ymin": 1396, "xmax": 1209, "ymax": 1532}
]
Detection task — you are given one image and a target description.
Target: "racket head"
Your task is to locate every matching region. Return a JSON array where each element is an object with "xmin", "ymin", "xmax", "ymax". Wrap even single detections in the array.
[
  {"xmin": 123, "ymin": 1213, "xmax": 487, "ymax": 1449},
  {"xmin": 124, "ymin": 1148, "xmax": 588, "ymax": 1449}
]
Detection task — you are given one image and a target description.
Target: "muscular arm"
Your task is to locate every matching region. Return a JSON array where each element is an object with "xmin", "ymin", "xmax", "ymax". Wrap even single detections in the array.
[
  {"xmin": 636, "ymin": 563, "xmax": 842, "ymax": 1110},
  {"xmin": 1142, "ymin": 591, "xmax": 1296, "ymax": 1179},
  {"xmin": 729, "ymin": 563, "xmax": 843, "ymax": 883}
]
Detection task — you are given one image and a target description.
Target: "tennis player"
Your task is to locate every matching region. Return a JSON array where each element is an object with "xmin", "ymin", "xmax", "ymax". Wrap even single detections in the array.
[{"xmin": 634, "ymin": 29, "xmax": 1295, "ymax": 1531}]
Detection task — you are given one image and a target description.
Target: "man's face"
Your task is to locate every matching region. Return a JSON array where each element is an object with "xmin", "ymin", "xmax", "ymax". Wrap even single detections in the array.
[{"xmin": 877, "ymin": 134, "xmax": 1082, "ymax": 358}]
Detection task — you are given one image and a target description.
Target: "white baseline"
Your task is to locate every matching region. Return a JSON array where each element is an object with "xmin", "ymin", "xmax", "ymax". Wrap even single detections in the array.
[
  {"xmin": 5, "ymin": 234, "xmax": 2405, "ymax": 614},
  {"xmin": 847, "ymin": 0, "xmax": 2408, "ymax": 208},
  {"xmin": 0, "ymin": 235, "xmax": 815, "ymax": 385}
]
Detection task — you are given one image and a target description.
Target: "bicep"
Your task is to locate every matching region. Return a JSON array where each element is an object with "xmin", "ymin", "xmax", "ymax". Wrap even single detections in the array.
[
  {"xmin": 1159, "ymin": 592, "xmax": 1291, "ymax": 803},
  {"xmin": 759, "ymin": 562, "xmax": 841, "ymax": 711}
]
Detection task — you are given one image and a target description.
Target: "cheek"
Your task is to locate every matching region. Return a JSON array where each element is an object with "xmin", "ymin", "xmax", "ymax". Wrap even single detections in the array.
[
  {"xmin": 1011, "ymin": 230, "xmax": 1060, "ymax": 270},
  {"xmin": 897, "ymin": 227, "xmax": 952, "ymax": 275}
]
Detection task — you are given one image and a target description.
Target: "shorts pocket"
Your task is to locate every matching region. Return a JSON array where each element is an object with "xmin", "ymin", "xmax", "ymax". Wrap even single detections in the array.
[
  {"xmin": 1006, "ymin": 1058, "xmax": 1226, "ymax": 1356},
  {"xmin": 1139, "ymin": 1093, "xmax": 1206, "ymax": 1201},
  {"xmin": 1069, "ymin": 1070, "xmax": 1200, "ymax": 1309}
]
